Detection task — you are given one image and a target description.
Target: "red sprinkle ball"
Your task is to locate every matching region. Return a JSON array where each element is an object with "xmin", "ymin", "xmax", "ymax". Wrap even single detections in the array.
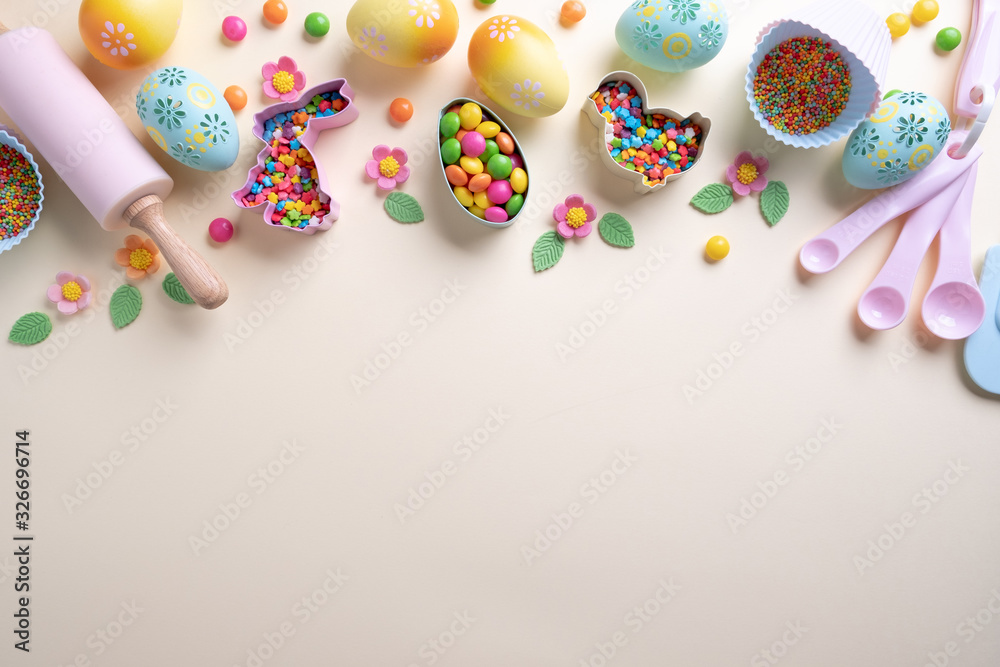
[
  {"xmin": 0, "ymin": 145, "xmax": 42, "ymax": 241},
  {"xmin": 753, "ymin": 36, "xmax": 852, "ymax": 135}
]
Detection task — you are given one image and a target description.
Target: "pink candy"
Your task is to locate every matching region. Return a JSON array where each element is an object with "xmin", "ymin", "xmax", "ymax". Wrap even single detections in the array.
[
  {"xmin": 484, "ymin": 206, "xmax": 508, "ymax": 223},
  {"xmin": 209, "ymin": 217, "xmax": 234, "ymax": 242},
  {"xmin": 222, "ymin": 16, "xmax": 247, "ymax": 41},
  {"xmin": 461, "ymin": 131, "xmax": 486, "ymax": 158},
  {"xmin": 486, "ymin": 180, "xmax": 512, "ymax": 205}
]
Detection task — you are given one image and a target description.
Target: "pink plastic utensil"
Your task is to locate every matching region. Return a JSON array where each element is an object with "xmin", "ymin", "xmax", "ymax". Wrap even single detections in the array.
[
  {"xmin": 857, "ymin": 171, "xmax": 970, "ymax": 330},
  {"xmin": 921, "ymin": 165, "xmax": 987, "ymax": 339}
]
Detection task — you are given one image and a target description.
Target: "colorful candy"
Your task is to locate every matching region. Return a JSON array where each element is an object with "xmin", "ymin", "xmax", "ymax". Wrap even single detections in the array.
[
  {"xmin": 0, "ymin": 145, "xmax": 42, "ymax": 242},
  {"xmin": 224, "ymin": 85, "xmax": 248, "ymax": 111},
  {"xmin": 561, "ymin": 1, "xmax": 586, "ymax": 23},
  {"xmin": 705, "ymin": 236, "xmax": 730, "ymax": 261},
  {"xmin": 591, "ymin": 81, "xmax": 704, "ymax": 187},
  {"xmin": 886, "ymin": 13, "xmax": 910, "ymax": 38},
  {"xmin": 304, "ymin": 12, "xmax": 330, "ymax": 37},
  {"xmin": 439, "ymin": 102, "xmax": 527, "ymax": 224},
  {"xmin": 263, "ymin": 0, "xmax": 288, "ymax": 23},
  {"xmin": 912, "ymin": 0, "xmax": 939, "ymax": 23},
  {"xmin": 936, "ymin": 27, "xmax": 962, "ymax": 51},
  {"xmin": 752, "ymin": 37, "xmax": 851, "ymax": 136},
  {"xmin": 237, "ymin": 92, "xmax": 347, "ymax": 229},
  {"xmin": 222, "ymin": 16, "xmax": 247, "ymax": 41},
  {"xmin": 390, "ymin": 98, "xmax": 413, "ymax": 122},
  {"xmin": 209, "ymin": 217, "xmax": 234, "ymax": 243}
]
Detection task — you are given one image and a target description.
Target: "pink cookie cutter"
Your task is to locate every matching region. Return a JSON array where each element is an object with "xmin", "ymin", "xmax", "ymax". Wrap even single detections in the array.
[{"xmin": 232, "ymin": 78, "xmax": 359, "ymax": 234}]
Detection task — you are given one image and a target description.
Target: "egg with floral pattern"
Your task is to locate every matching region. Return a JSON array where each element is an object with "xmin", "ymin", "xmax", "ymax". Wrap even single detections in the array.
[
  {"xmin": 79, "ymin": 0, "xmax": 182, "ymax": 70},
  {"xmin": 842, "ymin": 91, "xmax": 951, "ymax": 189},
  {"xmin": 615, "ymin": 0, "xmax": 728, "ymax": 73},
  {"xmin": 135, "ymin": 67, "xmax": 239, "ymax": 172},
  {"xmin": 467, "ymin": 15, "xmax": 569, "ymax": 118},
  {"xmin": 346, "ymin": 0, "xmax": 460, "ymax": 68}
]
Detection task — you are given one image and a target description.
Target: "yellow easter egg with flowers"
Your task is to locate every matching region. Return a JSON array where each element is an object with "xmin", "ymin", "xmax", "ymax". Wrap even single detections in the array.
[
  {"xmin": 346, "ymin": 0, "xmax": 460, "ymax": 67},
  {"xmin": 468, "ymin": 15, "xmax": 569, "ymax": 118},
  {"xmin": 79, "ymin": 0, "xmax": 182, "ymax": 70}
]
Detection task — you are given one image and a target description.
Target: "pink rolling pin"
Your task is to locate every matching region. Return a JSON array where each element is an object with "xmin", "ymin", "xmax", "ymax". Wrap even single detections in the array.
[{"xmin": 0, "ymin": 24, "xmax": 228, "ymax": 309}]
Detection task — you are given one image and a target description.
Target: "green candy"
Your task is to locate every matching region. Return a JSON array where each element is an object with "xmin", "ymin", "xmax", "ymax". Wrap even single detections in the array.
[
  {"xmin": 486, "ymin": 154, "xmax": 512, "ymax": 180},
  {"xmin": 304, "ymin": 12, "xmax": 330, "ymax": 36},
  {"xmin": 478, "ymin": 139, "xmax": 499, "ymax": 164},
  {"xmin": 439, "ymin": 112, "xmax": 460, "ymax": 138},
  {"xmin": 883, "ymin": 89, "xmax": 902, "ymax": 99},
  {"xmin": 441, "ymin": 138, "xmax": 462, "ymax": 165},
  {"xmin": 936, "ymin": 27, "xmax": 961, "ymax": 51},
  {"xmin": 505, "ymin": 194, "xmax": 524, "ymax": 217}
]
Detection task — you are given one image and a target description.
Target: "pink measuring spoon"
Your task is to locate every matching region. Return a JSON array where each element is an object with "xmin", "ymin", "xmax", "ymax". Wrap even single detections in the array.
[
  {"xmin": 857, "ymin": 170, "xmax": 970, "ymax": 330},
  {"xmin": 921, "ymin": 164, "xmax": 987, "ymax": 339},
  {"xmin": 799, "ymin": 143, "xmax": 982, "ymax": 274}
]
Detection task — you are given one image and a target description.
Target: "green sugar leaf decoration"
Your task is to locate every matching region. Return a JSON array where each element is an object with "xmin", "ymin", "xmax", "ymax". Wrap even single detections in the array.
[
  {"xmin": 598, "ymin": 213, "xmax": 635, "ymax": 248},
  {"xmin": 760, "ymin": 180, "xmax": 790, "ymax": 226},
  {"xmin": 110, "ymin": 285, "xmax": 143, "ymax": 329},
  {"xmin": 8, "ymin": 312, "xmax": 52, "ymax": 346},
  {"xmin": 532, "ymin": 231, "xmax": 565, "ymax": 272},
  {"xmin": 385, "ymin": 192, "xmax": 424, "ymax": 223},
  {"xmin": 690, "ymin": 183, "xmax": 734, "ymax": 214},
  {"xmin": 162, "ymin": 273, "xmax": 195, "ymax": 305}
]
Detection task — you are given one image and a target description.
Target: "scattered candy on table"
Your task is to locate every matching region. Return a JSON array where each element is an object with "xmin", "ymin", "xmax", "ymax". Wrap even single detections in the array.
[
  {"xmin": 225, "ymin": 85, "xmax": 248, "ymax": 111},
  {"xmin": 304, "ymin": 12, "xmax": 330, "ymax": 37},
  {"xmin": 912, "ymin": 0, "xmax": 939, "ymax": 24},
  {"xmin": 591, "ymin": 81, "xmax": 704, "ymax": 188},
  {"xmin": 209, "ymin": 217, "xmax": 234, "ymax": 242},
  {"xmin": 936, "ymin": 27, "xmax": 962, "ymax": 52},
  {"xmin": 263, "ymin": 0, "xmax": 288, "ymax": 24},
  {"xmin": 561, "ymin": 1, "xmax": 586, "ymax": 24},
  {"xmin": 0, "ymin": 144, "xmax": 42, "ymax": 242},
  {"xmin": 886, "ymin": 13, "xmax": 910, "ymax": 39},
  {"xmin": 706, "ymin": 236, "xmax": 730, "ymax": 261},
  {"xmin": 46, "ymin": 272, "xmax": 92, "ymax": 315},
  {"xmin": 366, "ymin": 145, "xmax": 410, "ymax": 191},
  {"xmin": 222, "ymin": 16, "xmax": 247, "ymax": 41},
  {"xmin": 439, "ymin": 101, "xmax": 528, "ymax": 224},
  {"xmin": 554, "ymin": 195, "xmax": 595, "ymax": 239},
  {"xmin": 115, "ymin": 235, "xmax": 161, "ymax": 280},
  {"xmin": 726, "ymin": 151, "xmax": 769, "ymax": 196},
  {"xmin": 237, "ymin": 91, "xmax": 347, "ymax": 229},
  {"xmin": 752, "ymin": 37, "xmax": 851, "ymax": 136},
  {"xmin": 390, "ymin": 98, "xmax": 413, "ymax": 123},
  {"xmin": 262, "ymin": 56, "xmax": 306, "ymax": 102}
]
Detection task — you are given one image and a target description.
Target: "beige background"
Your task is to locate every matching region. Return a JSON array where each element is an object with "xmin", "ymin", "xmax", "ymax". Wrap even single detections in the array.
[{"xmin": 3, "ymin": 0, "xmax": 1000, "ymax": 665}]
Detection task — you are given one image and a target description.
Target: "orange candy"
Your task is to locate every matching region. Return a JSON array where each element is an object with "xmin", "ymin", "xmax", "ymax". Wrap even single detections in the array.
[
  {"xmin": 561, "ymin": 1, "xmax": 586, "ymax": 23},
  {"xmin": 263, "ymin": 0, "xmax": 288, "ymax": 24},
  {"xmin": 389, "ymin": 98, "xmax": 414, "ymax": 122},
  {"xmin": 468, "ymin": 173, "xmax": 492, "ymax": 193},
  {"xmin": 455, "ymin": 128, "xmax": 468, "ymax": 142},
  {"xmin": 445, "ymin": 165, "xmax": 468, "ymax": 187},
  {"xmin": 224, "ymin": 85, "xmax": 247, "ymax": 111},
  {"xmin": 495, "ymin": 132, "xmax": 515, "ymax": 155}
]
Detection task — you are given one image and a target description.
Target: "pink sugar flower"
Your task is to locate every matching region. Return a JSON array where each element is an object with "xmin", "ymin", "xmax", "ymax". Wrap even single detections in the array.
[
  {"xmin": 726, "ymin": 150, "xmax": 769, "ymax": 196},
  {"xmin": 365, "ymin": 145, "xmax": 410, "ymax": 190},
  {"xmin": 262, "ymin": 56, "xmax": 306, "ymax": 102},
  {"xmin": 46, "ymin": 272, "xmax": 92, "ymax": 315},
  {"xmin": 554, "ymin": 194, "xmax": 595, "ymax": 239}
]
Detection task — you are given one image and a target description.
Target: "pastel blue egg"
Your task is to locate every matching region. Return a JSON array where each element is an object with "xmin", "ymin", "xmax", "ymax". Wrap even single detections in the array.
[
  {"xmin": 615, "ymin": 0, "xmax": 728, "ymax": 73},
  {"xmin": 842, "ymin": 91, "xmax": 951, "ymax": 189},
  {"xmin": 136, "ymin": 67, "xmax": 239, "ymax": 172}
]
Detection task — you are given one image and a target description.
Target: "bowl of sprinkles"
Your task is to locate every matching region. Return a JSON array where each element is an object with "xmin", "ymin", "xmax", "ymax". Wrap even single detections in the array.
[
  {"xmin": 0, "ymin": 128, "xmax": 44, "ymax": 254},
  {"xmin": 745, "ymin": 0, "xmax": 891, "ymax": 148}
]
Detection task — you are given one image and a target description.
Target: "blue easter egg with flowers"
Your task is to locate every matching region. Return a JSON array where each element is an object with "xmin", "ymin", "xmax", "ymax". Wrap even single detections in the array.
[{"xmin": 615, "ymin": 0, "xmax": 729, "ymax": 73}]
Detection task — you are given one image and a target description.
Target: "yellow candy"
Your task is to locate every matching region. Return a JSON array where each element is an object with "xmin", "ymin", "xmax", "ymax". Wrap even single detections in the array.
[
  {"xmin": 468, "ymin": 205, "xmax": 487, "ymax": 219},
  {"xmin": 637, "ymin": 126, "xmax": 646, "ymax": 138},
  {"xmin": 912, "ymin": 0, "xmax": 938, "ymax": 23},
  {"xmin": 887, "ymin": 13, "xmax": 910, "ymax": 38},
  {"xmin": 510, "ymin": 167, "xmax": 528, "ymax": 194},
  {"xmin": 473, "ymin": 191, "xmax": 493, "ymax": 209},
  {"xmin": 667, "ymin": 140, "xmax": 677, "ymax": 152},
  {"xmin": 706, "ymin": 235, "xmax": 730, "ymax": 261},
  {"xmin": 476, "ymin": 121, "xmax": 501, "ymax": 138},
  {"xmin": 459, "ymin": 155, "xmax": 484, "ymax": 175},
  {"xmin": 267, "ymin": 193, "xmax": 279, "ymax": 204},
  {"xmin": 459, "ymin": 103, "xmax": 483, "ymax": 131},
  {"xmin": 453, "ymin": 186, "xmax": 474, "ymax": 207}
]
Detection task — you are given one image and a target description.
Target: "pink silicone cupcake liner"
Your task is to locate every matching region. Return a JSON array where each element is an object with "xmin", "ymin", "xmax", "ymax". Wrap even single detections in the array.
[
  {"xmin": 232, "ymin": 78, "xmax": 360, "ymax": 234},
  {"xmin": 745, "ymin": 0, "xmax": 891, "ymax": 149}
]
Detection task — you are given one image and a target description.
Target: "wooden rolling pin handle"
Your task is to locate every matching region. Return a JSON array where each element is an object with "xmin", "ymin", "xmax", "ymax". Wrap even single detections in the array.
[{"xmin": 124, "ymin": 196, "xmax": 229, "ymax": 309}]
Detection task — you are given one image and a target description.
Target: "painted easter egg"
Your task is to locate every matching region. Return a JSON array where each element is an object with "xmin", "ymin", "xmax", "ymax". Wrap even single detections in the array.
[
  {"xmin": 346, "ymin": 0, "xmax": 460, "ymax": 67},
  {"xmin": 79, "ymin": 0, "xmax": 182, "ymax": 70},
  {"xmin": 842, "ymin": 91, "xmax": 951, "ymax": 189},
  {"xmin": 468, "ymin": 16, "xmax": 569, "ymax": 118},
  {"xmin": 136, "ymin": 67, "xmax": 239, "ymax": 172},
  {"xmin": 615, "ymin": 0, "xmax": 728, "ymax": 73}
]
